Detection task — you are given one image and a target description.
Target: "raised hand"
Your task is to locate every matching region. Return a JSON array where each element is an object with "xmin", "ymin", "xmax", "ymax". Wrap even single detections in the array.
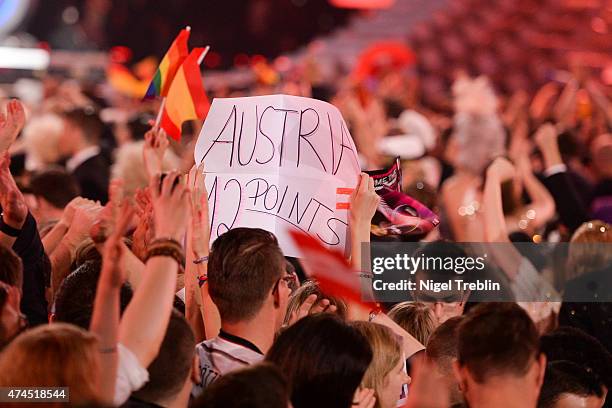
[
  {"xmin": 100, "ymin": 199, "xmax": 134, "ymax": 288},
  {"xmin": 0, "ymin": 100, "xmax": 26, "ymax": 153},
  {"xmin": 0, "ymin": 153, "xmax": 27, "ymax": 229},
  {"xmin": 65, "ymin": 201, "xmax": 104, "ymax": 249},
  {"xmin": 149, "ymin": 170, "xmax": 190, "ymax": 241},
  {"xmin": 486, "ymin": 157, "xmax": 516, "ymax": 183},
  {"xmin": 143, "ymin": 127, "xmax": 169, "ymax": 179},
  {"xmin": 350, "ymin": 173, "xmax": 380, "ymax": 230},
  {"xmin": 285, "ymin": 293, "xmax": 338, "ymax": 327},
  {"xmin": 187, "ymin": 163, "xmax": 209, "ymax": 258},
  {"xmin": 353, "ymin": 388, "xmax": 376, "ymax": 408},
  {"xmin": 132, "ymin": 200, "xmax": 154, "ymax": 260}
]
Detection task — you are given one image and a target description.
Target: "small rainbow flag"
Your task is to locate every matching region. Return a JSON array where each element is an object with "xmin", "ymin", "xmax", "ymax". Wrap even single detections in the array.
[
  {"xmin": 143, "ymin": 28, "xmax": 190, "ymax": 99},
  {"xmin": 160, "ymin": 47, "xmax": 209, "ymax": 140}
]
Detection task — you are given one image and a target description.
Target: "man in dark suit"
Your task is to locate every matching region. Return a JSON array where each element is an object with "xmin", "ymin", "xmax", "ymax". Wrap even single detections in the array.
[{"xmin": 59, "ymin": 108, "xmax": 110, "ymax": 204}]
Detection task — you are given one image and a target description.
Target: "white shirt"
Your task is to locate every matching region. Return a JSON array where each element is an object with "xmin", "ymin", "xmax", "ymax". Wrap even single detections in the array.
[
  {"xmin": 114, "ymin": 343, "xmax": 149, "ymax": 406},
  {"xmin": 66, "ymin": 145, "xmax": 101, "ymax": 172},
  {"xmin": 192, "ymin": 333, "xmax": 264, "ymax": 397}
]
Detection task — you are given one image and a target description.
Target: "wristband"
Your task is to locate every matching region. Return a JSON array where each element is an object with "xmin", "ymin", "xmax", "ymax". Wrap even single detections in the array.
[
  {"xmin": 0, "ymin": 215, "xmax": 21, "ymax": 237},
  {"xmin": 194, "ymin": 255, "xmax": 209, "ymax": 264},
  {"xmin": 145, "ymin": 238, "xmax": 185, "ymax": 266}
]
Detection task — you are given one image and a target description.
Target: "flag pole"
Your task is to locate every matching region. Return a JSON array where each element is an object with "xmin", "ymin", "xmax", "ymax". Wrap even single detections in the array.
[
  {"xmin": 154, "ymin": 26, "xmax": 192, "ymax": 127},
  {"xmin": 198, "ymin": 46, "xmax": 210, "ymax": 66}
]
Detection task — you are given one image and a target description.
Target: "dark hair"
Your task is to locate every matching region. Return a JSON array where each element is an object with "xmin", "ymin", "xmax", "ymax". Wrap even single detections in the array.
[
  {"xmin": 540, "ymin": 327, "xmax": 612, "ymax": 389},
  {"xmin": 54, "ymin": 260, "xmax": 133, "ymax": 329},
  {"xmin": 457, "ymin": 303, "xmax": 539, "ymax": 383},
  {"xmin": 131, "ymin": 310, "xmax": 195, "ymax": 403},
  {"xmin": 29, "ymin": 168, "xmax": 80, "ymax": 209},
  {"xmin": 208, "ymin": 228, "xmax": 285, "ymax": 323},
  {"xmin": 426, "ymin": 316, "xmax": 463, "ymax": 374},
  {"xmin": 192, "ymin": 363, "xmax": 289, "ymax": 408},
  {"xmin": 266, "ymin": 314, "xmax": 373, "ymax": 408},
  {"xmin": 0, "ymin": 245, "xmax": 23, "ymax": 290},
  {"xmin": 538, "ymin": 361, "xmax": 604, "ymax": 408},
  {"xmin": 127, "ymin": 112, "xmax": 155, "ymax": 141},
  {"xmin": 62, "ymin": 107, "xmax": 104, "ymax": 143}
]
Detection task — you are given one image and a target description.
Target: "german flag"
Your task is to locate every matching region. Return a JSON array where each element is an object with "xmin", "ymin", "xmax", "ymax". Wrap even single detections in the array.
[{"xmin": 159, "ymin": 47, "xmax": 209, "ymax": 140}]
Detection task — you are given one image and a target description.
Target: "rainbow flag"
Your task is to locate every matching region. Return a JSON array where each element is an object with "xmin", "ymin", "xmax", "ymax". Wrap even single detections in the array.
[
  {"xmin": 107, "ymin": 63, "xmax": 149, "ymax": 98},
  {"xmin": 144, "ymin": 28, "xmax": 190, "ymax": 99},
  {"xmin": 160, "ymin": 47, "xmax": 209, "ymax": 140}
]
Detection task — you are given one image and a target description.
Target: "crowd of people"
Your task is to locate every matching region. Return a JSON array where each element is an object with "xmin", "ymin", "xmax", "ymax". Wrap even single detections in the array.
[{"xmin": 0, "ymin": 32, "xmax": 612, "ymax": 408}]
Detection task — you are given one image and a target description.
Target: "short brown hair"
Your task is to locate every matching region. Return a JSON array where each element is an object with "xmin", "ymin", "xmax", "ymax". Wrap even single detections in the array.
[
  {"xmin": 62, "ymin": 107, "xmax": 104, "ymax": 143},
  {"xmin": 0, "ymin": 323, "xmax": 100, "ymax": 405},
  {"xmin": 388, "ymin": 302, "xmax": 436, "ymax": 345},
  {"xmin": 425, "ymin": 316, "xmax": 463, "ymax": 375},
  {"xmin": 208, "ymin": 228, "xmax": 285, "ymax": 323},
  {"xmin": 457, "ymin": 303, "xmax": 539, "ymax": 383},
  {"xmin": 132, "ymin": 310, "xmax": 196, "ymax": 403},
  {"xmin": 29, "ymin": 168, "xmax": 80, "ymax": 209},
  {"xmin": 0, "ymin": 244, "xmax": 23, "ymax": 290}
]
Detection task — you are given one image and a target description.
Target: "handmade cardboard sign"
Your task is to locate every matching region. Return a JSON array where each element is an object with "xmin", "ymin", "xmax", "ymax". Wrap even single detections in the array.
[{"xmin": 194, "ymin": 94, "xmax": 361, "ymax": 256}]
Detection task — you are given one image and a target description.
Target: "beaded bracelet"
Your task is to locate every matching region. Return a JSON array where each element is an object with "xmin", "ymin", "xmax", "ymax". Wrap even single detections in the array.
[{"xmin": 145, "ymin": 244, "xmax": 185, "ymax": 265}]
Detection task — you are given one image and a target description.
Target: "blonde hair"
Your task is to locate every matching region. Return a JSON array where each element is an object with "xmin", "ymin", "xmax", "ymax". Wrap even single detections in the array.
[
  {"xmin": 0, "ymin": 323, "xmax": 101, "ymax": 405},
  {"xmin": 22, "ymin": 113, "xmax": 63, "ymax": 170},
  {"xmin": 351, "ymin": 322, "xmax": 402, "ymax": 408},
  {"xmin": 111, "ymin": 140, "xmax": 180, "ymax": 199},
  {"xmin": 388, "ymin": 301, "xmax": 436, "ymax": 345},
  {"xmin": 567, "ymin": 220, "xmax": 612, "ymax": 279},
  {"xmin": 283, "ymin": 280, "xmax": 347, "ymax": 325}
]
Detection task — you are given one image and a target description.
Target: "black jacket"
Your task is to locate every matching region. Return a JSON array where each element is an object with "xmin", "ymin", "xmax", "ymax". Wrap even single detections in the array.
[
  {"xmin": 7, "ymin": 211, "xmax": 49, "ymax": 326},
  {"xmin": 71, "ymin": 153, "xmax": 110, "ymax": 204}
]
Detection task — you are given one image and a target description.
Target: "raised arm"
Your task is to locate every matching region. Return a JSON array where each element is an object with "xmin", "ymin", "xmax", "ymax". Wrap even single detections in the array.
[
  {"xmin": 483, "ymin": 157, "xmax": 515, "ymax": 243},
  {"xmin": 118, "ymin": 170, "xmax": 189, "ymax": 366},
  {"xmin": 514, "ymin": 142, "xmax": 556, "ymax": 231},
  {"xmin": 49, "ymin": 202, "xmax": 103, "ymax": 297},
  {"xmin": 0, "ymin": 152, "xmax": 48, "ymax": 325},
  {"xmin": 0, "ymin": 153, "xmax": 27, "ymax": 248},
  {"xmin": 535, "ymin": 124, "xmax": 588, "ymax": 232},
  {"xmin": 484, "ymin": 159, "xmax": 561, "ymax": 303},
  {"xmin": 89, "ymin": 199, "xmax": 133, "ymax": 406},
  {"xmin": 185, "ymin": 163, "xmax": 220, "ymax": 341},
  {"xmin": 349, "ymin": 173, "xmax": 379, "ymax": 271}
]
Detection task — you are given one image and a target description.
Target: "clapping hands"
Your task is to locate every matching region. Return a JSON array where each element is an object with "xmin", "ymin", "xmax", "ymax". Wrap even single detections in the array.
[{"xmin": 0, "ymin": 100, "xmax": 26, "ymax": 153}]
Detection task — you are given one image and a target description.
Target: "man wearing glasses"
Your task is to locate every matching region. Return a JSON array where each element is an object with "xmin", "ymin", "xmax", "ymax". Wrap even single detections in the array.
[{"xmin": 193, "ymin": 228, "xmax": 295, "ymax": 397}]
